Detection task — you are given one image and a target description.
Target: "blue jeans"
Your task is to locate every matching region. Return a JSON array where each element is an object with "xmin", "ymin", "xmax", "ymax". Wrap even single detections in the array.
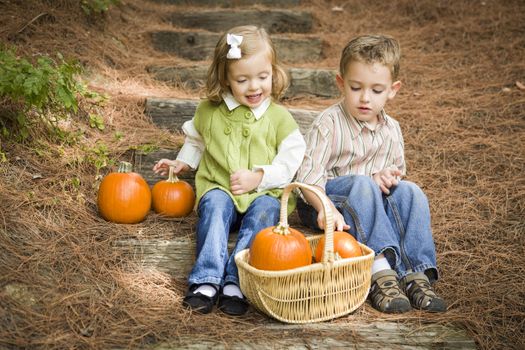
[
  {"xmin": 297, "ymin": 175, "xmax": 438, "ymax": 282},
  {"xmin": 188, "ymin": 188, "xmax": 281, "ymax": 287}
]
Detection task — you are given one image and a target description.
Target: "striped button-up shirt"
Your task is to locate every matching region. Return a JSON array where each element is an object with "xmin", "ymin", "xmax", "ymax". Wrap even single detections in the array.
[{"xmin": 296, "ymin": 102, "xmax": 405, "ymax": 189}]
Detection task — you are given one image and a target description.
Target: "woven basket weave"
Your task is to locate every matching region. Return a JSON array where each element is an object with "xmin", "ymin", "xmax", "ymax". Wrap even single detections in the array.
[{"xmin": 235, "ymin": 182, "xmax": 374, "ymax": 323}]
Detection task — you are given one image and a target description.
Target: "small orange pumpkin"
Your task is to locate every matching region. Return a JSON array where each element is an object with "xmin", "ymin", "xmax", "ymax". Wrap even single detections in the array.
[
  {"xmin": 249, "ymin": 223, "xmax": 312, "ymax": 271},
  {"xmin": 315, "ymin": 231, "xmax": 362, "ymax": 262},
  {"xmin": 97, "ymin": 161, "xmax": 151, "ymax": 224},
  {"xmin": 151, "ymin": 166, "xmax": 195, "ymax": 217}
]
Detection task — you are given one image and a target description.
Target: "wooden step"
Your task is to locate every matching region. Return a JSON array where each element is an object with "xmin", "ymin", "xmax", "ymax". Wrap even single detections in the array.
[
  {"xmin": 145, "ymin": 97, "xmax": 319, "ymax": 135},
  {"xmin": 151, "ymin": 323, "xmax": 476, "ymax": 349},
  {"xmin": 150, "ymin": 0, "xmax": 301, "ymax": 6},
  {"xmin": 151, "ymin": 31, "xmax": 322, "ymax": 62},
  {"xmin": 134, "ymin": 147, "xmax": 194, "ymax": 186},
  {"xmin": 168, "ymin": 9, "xmax": 313, "ymax": 34},
  {"xmin": 148, "ymin": 65, "xmax": 339, "ymax": 98},
  {"xmin": 116, "ymin": 236, "xmax": 476, "ymax": 349}
]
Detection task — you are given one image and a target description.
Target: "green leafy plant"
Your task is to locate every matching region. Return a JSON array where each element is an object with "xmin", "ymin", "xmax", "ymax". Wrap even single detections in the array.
[
  {"xmin": 0, "ymin": 47, "xmax": 86, "ymax": 141},
  {"xmin": 81, "ymin": 0, "xmax": 120, "ymax": 15},
  {"xmin": 114, "ymin": 131, "xmax": 124, "ymax": 141},
  {"xmin": 85, "ymin": 142, "xmax": 114, "ymax": 171},
  {"xmin": 89, "ymin": 113, "xmax": 105, "ymax": 130},
  {"xmin": 0, "ymin": 146, "xmax": 6, "ymax": 162},
  {"xmin": 130, "ymin": 144, "xmax": 158, "ymax": 154}
]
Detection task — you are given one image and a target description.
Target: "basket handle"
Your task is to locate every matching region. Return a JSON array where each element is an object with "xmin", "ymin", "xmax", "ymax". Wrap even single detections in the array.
[{"xmin": 279, "ymin": 182, "xmax": 335, "ymax": 264}]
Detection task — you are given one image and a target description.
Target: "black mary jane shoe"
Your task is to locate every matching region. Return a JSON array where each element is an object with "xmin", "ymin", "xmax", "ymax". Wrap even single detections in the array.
[
  {"xmin": 182, "ymin": 284, "xmax": 218, "ymax": 314},
  {"xmin": 217, "ymin": 294, "xmax": 250, "ymax": 316}
]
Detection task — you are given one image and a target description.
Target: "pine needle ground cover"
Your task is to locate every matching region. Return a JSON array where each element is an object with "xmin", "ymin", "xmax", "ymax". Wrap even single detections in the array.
[{"xmin": 1, "ymin": 1, "xmax": 523, "ymax": 349}]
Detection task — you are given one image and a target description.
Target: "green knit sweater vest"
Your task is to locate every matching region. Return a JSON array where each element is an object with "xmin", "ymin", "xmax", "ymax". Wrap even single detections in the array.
[{"xmin": 193, "ymin": 100, "xmax": 298, "ymax": 213}]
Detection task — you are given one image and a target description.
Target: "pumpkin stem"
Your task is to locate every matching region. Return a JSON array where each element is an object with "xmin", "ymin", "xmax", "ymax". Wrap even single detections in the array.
[
  {"xmin": 167, "ymin": 166, "xmax": 179, "ymax": 183},
  {"xmin": 272, "ymin": 222, "xmax": 291, "ymax": 235},
  {"xmin": 117, "ymin": 161, "xmax": 133, "ymax": 173}
]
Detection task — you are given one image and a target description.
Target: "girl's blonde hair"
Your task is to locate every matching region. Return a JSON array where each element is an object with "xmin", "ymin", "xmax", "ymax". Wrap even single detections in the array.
[
  {"xmin": 340, "ymin": 34, "xmax": 401, "ymax": 81},
  {"xmin": 206, "ymin": 25, "xmax": 289, "ymax": 103}
]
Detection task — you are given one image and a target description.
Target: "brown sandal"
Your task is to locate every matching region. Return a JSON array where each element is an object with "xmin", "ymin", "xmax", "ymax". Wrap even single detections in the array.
[
  {"xmin": 369, "ymin": 269, "xmax": 411, "ymax": 313},
  {"xmin": 400, "ymin": 272, "xmax": 447, "ymax": 312}
]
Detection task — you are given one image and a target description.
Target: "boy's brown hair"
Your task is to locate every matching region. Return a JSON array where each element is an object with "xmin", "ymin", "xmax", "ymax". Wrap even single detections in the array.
[
  {"xmin": 206, "ymin": 25, "xmax": 289, "ymax": 103},
  {"xmin": 339, "ymin": 34, "xmax": 401, "ymax": 80}
]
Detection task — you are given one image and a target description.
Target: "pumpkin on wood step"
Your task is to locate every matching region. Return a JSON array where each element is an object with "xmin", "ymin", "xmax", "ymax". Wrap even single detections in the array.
[
  {"xmin": 151, "ymin": 166, "xmax": 195, "ymax": 217},
  {"xmin": 97, "ymin": 161, "xmax": 151, "ymax": 224}
]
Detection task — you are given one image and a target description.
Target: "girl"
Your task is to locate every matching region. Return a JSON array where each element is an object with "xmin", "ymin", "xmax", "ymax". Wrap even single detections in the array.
[{"xmin": 153, "ymin": 26, "xmax": 306, "ymax": 316}]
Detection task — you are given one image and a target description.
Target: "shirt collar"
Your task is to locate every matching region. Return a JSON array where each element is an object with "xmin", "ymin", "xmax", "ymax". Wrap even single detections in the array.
[
  {"xmin": 223, "ymin": 93, "xmax": 271, "ymax": 120},
  {"xmin": 338, "ymin": 101, "xmax": 389, "ymax": 139}
]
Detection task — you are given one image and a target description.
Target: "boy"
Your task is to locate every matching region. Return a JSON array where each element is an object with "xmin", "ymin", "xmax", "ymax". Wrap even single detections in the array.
[{"xmin": 295, "ymin": 34, "xmax": 446, "ymax": 313}]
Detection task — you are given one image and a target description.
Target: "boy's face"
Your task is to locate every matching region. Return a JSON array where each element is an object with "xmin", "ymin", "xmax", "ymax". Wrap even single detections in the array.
[
  {"xmin": 226, "ymin": 49, "xmax": 273, "ymax": 108},
  {"xmin": 336, "ymin": 60, "xmax": 401, "ymax": 126}
]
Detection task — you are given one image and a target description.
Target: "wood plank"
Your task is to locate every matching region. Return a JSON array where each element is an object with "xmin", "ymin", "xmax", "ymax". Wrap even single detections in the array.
[
  {"xmin": 150, "ymin": 31, "xmax": 322, "ymax": 62},
  {"xmin": 116, "ymin": 236, "xmax": 475, "ymax": 349},
  {"xmin": 148, "ymin": 65, "xmax": 338, "ymax": 98},
  {"xmin": 289, "ymin": 68, "xmax": 339, "ymax": 98},
  {"xmin": 144, "ymin": 97, "xmax": 319, "ymax": 135},
  {"xmin": 116, "ymin": 235, "xmax": 236, "ymax": 276},
  {"xmin": 133, "ymin": 148, "xmax": 196, "ymax": 186},
  {"xmin": 150, "ymin": 0, "xmax": 301, "ymax": 6},
  {"xmin": 148, "ymin": 322, "xmax": 477, "ymax": 349},
  {"xmin": 168, "ymin": 9, "xmax": 313, "ymax": 34}
]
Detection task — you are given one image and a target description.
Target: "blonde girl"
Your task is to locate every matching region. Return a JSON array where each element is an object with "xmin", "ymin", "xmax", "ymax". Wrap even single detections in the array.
[{"xmin": 153, "ymin": 25, "xmax": 306, "ymax": 316}]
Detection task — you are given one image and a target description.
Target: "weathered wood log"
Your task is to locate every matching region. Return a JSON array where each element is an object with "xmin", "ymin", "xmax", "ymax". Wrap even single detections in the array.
[
  {"xmin": 289, "ymin": 68, "xmax": 339, "ymax": 98},
  {"xmin": 169, "ymin": 9, "xmax": 313, "ymax": 33},
  {"xmin": 116, "ymin": 235, "xmax": 475, "ymax": 348},
  {"xmin": 144, "ymin": 97, "xmax": 319, "ymax": 135},
  {"xmin": 148, "ymin": 65, "xmax": 338, "ymax": 98},
  {"xmin": 150, "ymin": 0, "xmax": 301, "ymax": 6},
  {"xmin": 150, "ymin": 322, "xmax": 477, "ymax": 349},
  {"xmin": 150, "ymin": 31, "xmax": 322, "ymax": 63},
  {"xmin": 134, "ymin": 148, "xmax": 196, "ymax": 186},
  {"xmin": 116, "ymin": 235, "xmax": 235, "ymax": 276}
]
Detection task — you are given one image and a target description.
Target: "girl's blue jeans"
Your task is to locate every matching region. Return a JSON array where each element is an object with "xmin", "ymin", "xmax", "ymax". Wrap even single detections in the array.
[
  {"xmin": 188, "ymin": 188, "xmax": 281, "ymax": 287},
  {"xmin": 297, "ymin": 175, "xmax": 439, "ymax": 282}
]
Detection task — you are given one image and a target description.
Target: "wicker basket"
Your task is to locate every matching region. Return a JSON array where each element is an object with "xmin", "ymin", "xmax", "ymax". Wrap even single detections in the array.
[{"xmin": 235, "ymin": 182, "xmax": 374, "ymax": 323}]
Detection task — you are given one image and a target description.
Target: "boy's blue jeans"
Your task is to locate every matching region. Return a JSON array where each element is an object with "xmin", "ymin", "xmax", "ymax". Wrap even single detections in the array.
[
  {"xmin": 188, "ymin": 188, "xmax": 281, "ymax": 288},
  {"xmin": 297, "ymin": 175, "xmax": 439, "ymax": 282}
]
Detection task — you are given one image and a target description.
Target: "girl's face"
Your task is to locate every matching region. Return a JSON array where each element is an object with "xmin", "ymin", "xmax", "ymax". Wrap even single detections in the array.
[
  {"xmin": 226, "ymin": 49, "xmax": 273, "ymax": 108},
  {"xmin": 336, "ymin": 60, "xmax": 401, "ymax": 127}
]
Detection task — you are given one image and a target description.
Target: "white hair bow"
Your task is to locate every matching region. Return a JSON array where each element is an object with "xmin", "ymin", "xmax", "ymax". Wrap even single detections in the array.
[{"xmin": 226, "ymin": 33, "xmax": 243, "ymax": 59}]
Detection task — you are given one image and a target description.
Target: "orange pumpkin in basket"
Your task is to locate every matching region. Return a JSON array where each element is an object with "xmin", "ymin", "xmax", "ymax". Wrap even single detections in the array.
[
  {"xmin": 249, "ymin": 224, "xmax": 312, "ymax": 271},
  {"xmin": 97, "ymin": 161, "xmax": 151, "ymax": 224},
  {"xmin": 152, "ymin": 167, "xmax": 195, "ymax": 217},
  {"xmin": 315, "ymin": 231, "xmax": 362, "ymax": 262}
]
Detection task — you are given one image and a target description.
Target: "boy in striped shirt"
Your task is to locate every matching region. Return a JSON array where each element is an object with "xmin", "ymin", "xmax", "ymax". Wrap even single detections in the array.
[{"xmin": 295, "ymin": 34, "xmax": 446, "ymax": 313}]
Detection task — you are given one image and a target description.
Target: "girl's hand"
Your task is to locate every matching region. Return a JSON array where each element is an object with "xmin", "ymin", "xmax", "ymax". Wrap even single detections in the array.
[
  {"xmin": 230, "ymin": 169, "xmax": 263, "ymax": 195},
  {"xmin": 372, "ymin": 168, "xmax": 402, "ymax": 195},
  {"xmin": 152, "ymin": 159, "xmax": 190, "ymax": 176},
  {"xmin": 316, "ymin": 202, "xmax": 350, "ymax": 232}
]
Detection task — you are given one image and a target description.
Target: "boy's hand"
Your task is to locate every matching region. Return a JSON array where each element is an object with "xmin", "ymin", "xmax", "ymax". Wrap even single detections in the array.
[
  {"xmin": 372, "ymin": 168, "xmax": 402, "ymax": 195},
  {"xmin": 152, "ymin": 159, "xmax": 190, "ymax": 176},
  {"xmin": 316, "ymin": 202, "xmax": 350, "ymax": 232},
  {"xmin": 230, "ymin": 169, "xmax": 263, "ymax": 195}
]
